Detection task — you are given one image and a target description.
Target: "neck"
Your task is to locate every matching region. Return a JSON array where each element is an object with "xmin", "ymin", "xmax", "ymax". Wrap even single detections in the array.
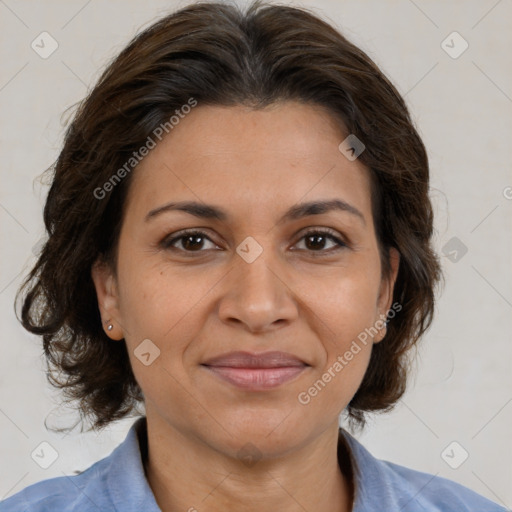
[{"xmin": 141, "ymin": 416, "xmax": 354, "ymax": 512}]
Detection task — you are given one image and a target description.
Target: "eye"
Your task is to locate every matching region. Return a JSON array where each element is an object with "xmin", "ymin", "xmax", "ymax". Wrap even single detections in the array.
[
  {"xmin": 160, "ymin": 230, "xmax": 220, "ymax": 252},
  {"xmin": 292, "ymin": 228, "xmax": 347, "ymax": 255},
  {"xmin": 160, "ymin": 228, "xmax": 347, "ymax": 255}
]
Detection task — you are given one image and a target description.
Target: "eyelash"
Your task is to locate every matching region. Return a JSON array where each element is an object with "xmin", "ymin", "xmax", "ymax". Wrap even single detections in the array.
[{"xmin": 160, "ymin": 228, "xmax": 348, "ymax": 256}]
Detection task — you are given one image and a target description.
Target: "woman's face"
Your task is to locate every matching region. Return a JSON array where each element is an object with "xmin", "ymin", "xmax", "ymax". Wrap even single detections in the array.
[{"xmin": 92, "ymin": 101, "xmax": 399, "ymax": 458}]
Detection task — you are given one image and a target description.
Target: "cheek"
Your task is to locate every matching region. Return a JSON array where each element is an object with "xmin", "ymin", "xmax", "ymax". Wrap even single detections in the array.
[
  {"xmin": 294, "ymin": 276, "xmax": 378, "ymax": 414},
  {"xmin": 116, "ymin": 244, "xmax": 212, "ymax": 337},
  {"xmin": 293, "ymin": 261, "xmax": 380, "ymax": 395},
  {"xmin": 116, "ymin": 263, "xmax": 208, "ymax": 402},
  {"xmin": 118, "ymin": 248, "xmax": 382, "ymax": 353},
  {"xmin": 295, "ymin": 260, "xmax": 381, "ymax": 341}
]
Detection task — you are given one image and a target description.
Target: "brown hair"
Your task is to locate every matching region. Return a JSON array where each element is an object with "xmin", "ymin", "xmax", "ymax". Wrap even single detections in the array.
[{"xmin": 16, "ymin": 0, "xmax": 443, "ymax": 431}]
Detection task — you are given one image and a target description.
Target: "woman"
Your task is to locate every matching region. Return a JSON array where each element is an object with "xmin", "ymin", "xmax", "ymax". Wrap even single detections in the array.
[{"xmin": 1, "ymin": 1, "xmax": 507, "ymax": 511}]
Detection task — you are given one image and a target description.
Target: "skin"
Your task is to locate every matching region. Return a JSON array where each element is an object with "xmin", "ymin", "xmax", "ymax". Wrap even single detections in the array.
[{"xmin": 91, "ymin": 101, "xmax": 400, "ymax": 512}]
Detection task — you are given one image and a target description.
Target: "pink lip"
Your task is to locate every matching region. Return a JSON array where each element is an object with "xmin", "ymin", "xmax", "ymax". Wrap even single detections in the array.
[
  {"xmin": 201, "ymin": 351, "xmax": 309, "ymax": 390},
  {"xmin": 203, "ymin": 366, "xmax": 307, "ymax": 390},
  {"xmin": 202, "ymin": 350, "xmax": 307, "ymax": 368}
]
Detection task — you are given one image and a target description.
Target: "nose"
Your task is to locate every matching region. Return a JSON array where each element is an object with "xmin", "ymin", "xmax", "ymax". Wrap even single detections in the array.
[{"xmin": 217, "ymin": 249, "xmax": 299, "ymax": 334}]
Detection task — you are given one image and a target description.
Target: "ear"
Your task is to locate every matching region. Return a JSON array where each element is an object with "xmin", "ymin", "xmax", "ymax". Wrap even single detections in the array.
[
  {"xmin": 374, "ymin": 247, "xmax": 400, "ymax": 343},
  {"xmin": 91, "ymin": 259, "xmax": 124, "ymax": 340}
]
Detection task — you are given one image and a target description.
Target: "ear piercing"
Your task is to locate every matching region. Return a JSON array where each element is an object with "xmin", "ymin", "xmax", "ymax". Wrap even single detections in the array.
[{"xmin": 105, "ymin": 319, "xmax": 114, "ymax": 331}]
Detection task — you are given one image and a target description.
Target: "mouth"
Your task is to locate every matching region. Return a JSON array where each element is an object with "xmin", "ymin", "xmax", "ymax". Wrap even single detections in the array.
[{"xmin": 201, "ymin": 351, "xmax": 310, "ymax": 391}]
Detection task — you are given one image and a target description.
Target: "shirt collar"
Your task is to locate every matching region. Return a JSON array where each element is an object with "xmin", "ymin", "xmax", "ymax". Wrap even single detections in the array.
[
  {"xmin": 105, "ymin": 417, "xmax": 161, "ymax": 511},
  {"xmin": 340, "ymin": 427, "xmax": 404, "ymax": 511},
  {"xmin": 105, "ymin": 417, "xmax": 385, "ymax": 512}
]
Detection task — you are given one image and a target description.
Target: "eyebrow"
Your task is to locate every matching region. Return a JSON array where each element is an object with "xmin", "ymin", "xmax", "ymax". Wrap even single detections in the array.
[{"xmin": 145, "ymin": 198, "xmax": 366, "ymax": 226}]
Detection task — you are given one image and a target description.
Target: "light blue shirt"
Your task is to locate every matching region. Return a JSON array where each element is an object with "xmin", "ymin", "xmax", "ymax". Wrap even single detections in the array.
[{"xmin": 1, "ymin": 417, "xmax": 508, "ymax": 511}]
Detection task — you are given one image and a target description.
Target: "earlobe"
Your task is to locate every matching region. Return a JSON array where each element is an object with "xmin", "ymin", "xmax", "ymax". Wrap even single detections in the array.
[{"xmin": 91, "ymin": 260, "xmax": 124, "ymax": 340}]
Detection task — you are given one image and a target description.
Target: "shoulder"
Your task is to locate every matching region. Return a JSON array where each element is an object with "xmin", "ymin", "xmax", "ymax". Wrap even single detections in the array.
[
  {"xmin": 340, "ymin": 429, "xmax": 509, "ymax": 512},
  {"xmin": 0, "ymin": 418, "xmax": 158, "ymax": 512},
  {"xmin": 0, "ymin": 456, "xmax": 112, "ymax": 512},
  {"xmin": 380, "ymin": 459, "xmax": 508, "ymax": 512}
]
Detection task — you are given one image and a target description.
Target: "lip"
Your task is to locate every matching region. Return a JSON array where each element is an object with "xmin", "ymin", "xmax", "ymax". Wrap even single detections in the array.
[
  {"xmin": 202, "ymin": 350, "xmax": 307, "ymax": 368},
  {"xmin": 201, "ymin": 351, "xmax": 309, "ymax": 391}
]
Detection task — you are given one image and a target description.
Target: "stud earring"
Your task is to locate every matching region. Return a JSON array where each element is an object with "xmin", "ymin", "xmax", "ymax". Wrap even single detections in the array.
[{"xmin": 107, "ymin": 324, "xmax": 113, "ymax": 331}]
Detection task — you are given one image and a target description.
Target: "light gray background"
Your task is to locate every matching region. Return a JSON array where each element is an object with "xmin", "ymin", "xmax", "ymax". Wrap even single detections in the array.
[{"xmin": 1, "ymin": 0, "xmax": 511, "ymax": 507}]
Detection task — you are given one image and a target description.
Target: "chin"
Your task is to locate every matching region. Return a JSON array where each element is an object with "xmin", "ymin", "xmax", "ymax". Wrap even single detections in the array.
[{"xmin": 211, "ymin": 414, "xmax": 308, "ymax": 455}]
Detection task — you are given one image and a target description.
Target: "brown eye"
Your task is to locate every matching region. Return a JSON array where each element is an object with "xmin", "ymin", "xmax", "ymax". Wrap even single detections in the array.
[
  {"xmin": 294, "ymin": 229, "xmax": 347, "ymax": 254},
  {"xmin": 160, "ymin": 228, "xmax": 347, "ymax": 256},
  {"xmin": 161, "ymin": 230, "xmax": 219, "ymax": 252}
]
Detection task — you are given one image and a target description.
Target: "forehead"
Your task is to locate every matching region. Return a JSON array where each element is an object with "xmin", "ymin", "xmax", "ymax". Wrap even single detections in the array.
[{"xmin": 124, "ymin": 102, "xmax": 374, "ymax": 227}]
